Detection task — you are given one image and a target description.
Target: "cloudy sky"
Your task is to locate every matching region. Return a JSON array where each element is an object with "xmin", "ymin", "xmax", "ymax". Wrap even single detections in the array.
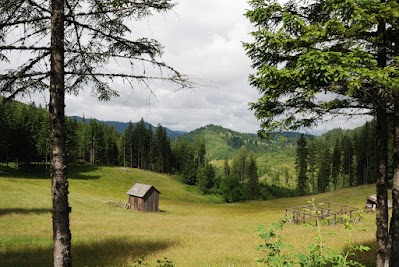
[
  {"xmin": 63, "ymin": 0, "xmax": 261, "ymax": 133},
  {"xmin": 21, "ymin": 0, "xmax": 369, "ymax": 134}
]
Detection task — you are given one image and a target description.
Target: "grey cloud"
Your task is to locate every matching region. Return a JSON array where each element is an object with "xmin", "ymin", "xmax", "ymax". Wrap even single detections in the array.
[{"xmin": 13, "ymin": 0, "xmax": 367, "ymax": 135}]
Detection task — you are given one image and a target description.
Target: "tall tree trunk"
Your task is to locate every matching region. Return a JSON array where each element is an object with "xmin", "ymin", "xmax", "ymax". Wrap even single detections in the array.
[
  {"xmin": 50, "ymin": 0, "xmax": 72, "ymax": 266},
  {"xmin": 376, "ymin": 5, "xmax": 389, "ymax": 265},
  {"xmin": 391, "ymin": 96, "xmax": 399, "ymax": 267},
  {"xmin": 389, "ymin": 19, "xmax": 399, "ymax": 267},
  {"xmin": 376, "ymin": 106, "xmax": 389, "ymax": 267}
]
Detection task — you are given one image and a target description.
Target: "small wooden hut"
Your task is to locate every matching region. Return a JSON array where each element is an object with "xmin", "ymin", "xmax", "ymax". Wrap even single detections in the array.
[
  {"xmin": 126, "ymin": 183, "xmax": 160, "ymax": 212},
  {"xmin": 366, "ymin": 194, "xmax": 392, "ymax": 210}
]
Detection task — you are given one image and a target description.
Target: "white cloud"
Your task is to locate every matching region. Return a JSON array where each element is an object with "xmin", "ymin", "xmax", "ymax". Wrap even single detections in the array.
[
  {"xmin": 61, "ymin": 0, "xmax": 261, "ymax": 133},
  {"xmin": 11, "ymin": 0, "xmax": 369, "ymax": 135}
]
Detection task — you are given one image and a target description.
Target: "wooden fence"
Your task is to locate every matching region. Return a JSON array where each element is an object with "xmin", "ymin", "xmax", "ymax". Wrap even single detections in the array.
[{"xmin": 285, "ymin": 202, "xmax": 360, "ymax": 225}]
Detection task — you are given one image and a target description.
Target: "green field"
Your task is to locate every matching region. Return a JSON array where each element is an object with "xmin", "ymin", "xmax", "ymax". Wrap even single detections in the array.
[{"xmin": 0, "ymin": 165, "xmax": 377, "ymax": 266}]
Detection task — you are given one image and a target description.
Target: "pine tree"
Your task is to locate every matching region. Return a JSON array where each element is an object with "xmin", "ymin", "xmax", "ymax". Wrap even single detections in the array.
[
  {"xmin": 104, "ymin": 126, "xmax": 119, "ymax": 166},
  {"xmin": 331, "ymin": 140, "xmax": 341, "ymax": 190},
  {"xmin": 246, "ymin": 156, "xmax": 260, "ymax": 200},
  {"xmin": 354, "ymin": 126, "xmax": 369, "ymax": 186},
  {"xmin": 65, "ymin": 118, "xmax": 79, "ymax": 164},
  {"xmin": 124, "ymin": 122, "xmax": 134, "ymax": 168},
  {"xmin": 244, "ymin": 1, "xmax": 399, "ymax": 263},
  {"xmin": 77, "ymin": 117, "xmax": 91, "ymax": 163},
  {"xmin": 231, "ymin": 147, "xmax": 248, "ymax": 182},
  {"xmin": 134, "ymin": 119, "xmax": 147, "ymax": 169},
  {"xmin": 194, "ymin": 138, "xmax": 206, "ymax": 168},
  {"xmin": 0, "ymin": 1, "xmax": 190, "ymax": 263},
  {"xmin": 317, "ymin": 147, "xmax": 332, "ymax": 193},
  {"xmin": 196, "ymin": 163, "xmax": 216, "ymax": 193},
  {"xmin": 223, "ymin": 158, "xmax": 230, "ymax": 177},
  {"xmin": 295, "ymin": 134, "xmax": 308, "ymax": 196},
  {"xmin": 307, "ymin": 139, "xmax": 319, "ymax": 193},
  {"xmin": 341, "ymin": 136, "xmax": 354, "ymax": 187}
]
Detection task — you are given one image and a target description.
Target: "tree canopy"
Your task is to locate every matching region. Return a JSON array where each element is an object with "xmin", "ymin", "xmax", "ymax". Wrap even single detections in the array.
[
  {"xmin": 244, "ymin": 0, "xmax": 399, "ymax": 266},
  {"xmin": 244, "ymin": 0, "xmax": 399, "ymax": 135}
]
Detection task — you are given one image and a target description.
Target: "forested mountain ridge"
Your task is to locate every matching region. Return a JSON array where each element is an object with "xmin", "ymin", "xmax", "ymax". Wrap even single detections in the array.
[
  {"xmin": 175, "ymin": 124, "xmax": 302, "ymax": 160},
  {"xmin": 70, "ymin": 116, "xmax": 186, "ymax": 138}
]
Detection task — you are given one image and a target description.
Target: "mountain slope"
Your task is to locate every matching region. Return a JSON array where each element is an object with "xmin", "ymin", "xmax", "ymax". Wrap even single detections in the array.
[{"xmin": 175, "ymin": 124, "xmax": 300, "ymax": 160}]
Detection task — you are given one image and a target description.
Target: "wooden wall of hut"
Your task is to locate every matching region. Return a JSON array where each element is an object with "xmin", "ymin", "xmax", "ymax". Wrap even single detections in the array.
[{"xmin": 127, "ymin": 187, "xmax": 159, "ymax": 212}]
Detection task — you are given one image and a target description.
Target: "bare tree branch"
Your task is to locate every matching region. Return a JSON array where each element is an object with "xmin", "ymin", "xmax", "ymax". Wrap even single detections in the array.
[
  {"xmin": 26, "ymin": 0, "xmax": 51, "ymax": 14},
  {"xmin": 2, "ymin": 74, "xmax": 49, "ymax": 104},
  {"xmin": 0, "ymin": 51, "xmax": 50, "ymax": 94},
  {"xmin": 64, "ymin": 71, "xmax": 190, "ymax": 86},
  {"xmin": 0, "ymin": 45, "xmax": 49, "ymax": 51},
  {"xmin": 0, "ymin": 17, "xmax": 50, "ymax": 29},
  {"xmin": 66, "ymin": 0, "xmax": 175, "ymax": 18},
  {"xmin": 64, "ymin": 18, "xmax": 162, "ymax": 57}
]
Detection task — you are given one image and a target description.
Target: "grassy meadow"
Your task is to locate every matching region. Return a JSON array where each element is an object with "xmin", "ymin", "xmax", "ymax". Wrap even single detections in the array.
[{"xmin": 0, "ymin": 165, "xmax": 377, "ymax": 266}]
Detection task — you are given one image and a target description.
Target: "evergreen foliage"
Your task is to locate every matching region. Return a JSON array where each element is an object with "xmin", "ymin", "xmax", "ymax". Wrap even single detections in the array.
[
  {"xmin": 196, "ymin": 163, "xmax": 216, "ymax": 193},
  {"xmin": 317, "ymin": 147, "xmax": 331, "ymax": 193},
  {"xmin": 220, "ymin": 175, "xmax": 244, "ymax": 203},
  {"xmin": 244, "ymin": 0, "xmax": 399, "ymax": 264},
  {"xmin": 295, "ymin": 134, "xmax": 308, "ymax": 196},
  {"xmin": 0, "ymin": 100, "xmax": 174, "ymax": 175},
  {"xmin": 295, "ymin": 121, "xmax": 385, "ymax": 195}
]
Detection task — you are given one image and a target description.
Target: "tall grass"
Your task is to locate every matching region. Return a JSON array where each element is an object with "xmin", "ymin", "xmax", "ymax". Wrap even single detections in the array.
[{"xmin": 0, "ymin": 165, "xmax": 376, "ymax": 266}]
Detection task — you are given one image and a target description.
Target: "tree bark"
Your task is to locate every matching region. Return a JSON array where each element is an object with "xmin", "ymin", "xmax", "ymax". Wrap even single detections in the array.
[
  {"xmin": 50, "ymin": 0, "xmax": 71, "ymax": 266},
  {"xmin": 391, "ymin": 91, "xmax": 399, "ymax": 267},
  {"xmin": 376, "ymin": 106, "xmax": 389, "ymax": 267},
  {"xmin": 375, "ymin": 4, "xmax": 390, "ymax": 265},
  {"xmin": 389, "ymin": 16, "xmax": 399, "ymax": 267}
]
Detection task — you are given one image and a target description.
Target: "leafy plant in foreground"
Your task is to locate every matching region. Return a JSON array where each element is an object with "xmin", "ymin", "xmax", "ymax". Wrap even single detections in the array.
[{"xmin": 257, "ymin": 200, "xmax": 369, "ymax": 266}]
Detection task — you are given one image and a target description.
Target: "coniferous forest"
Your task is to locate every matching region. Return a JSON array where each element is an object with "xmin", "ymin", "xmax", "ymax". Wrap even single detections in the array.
[
  {"xmin": 0, "ymin": 100, "xmax": 176, "ymax": 173},
  {"xmin": 295, "ymin": 121, "xmax": 382, "ymax": 196},
  {"xmin": 1, "ymin": 99, "xmax": 392, "ymax": 202}
]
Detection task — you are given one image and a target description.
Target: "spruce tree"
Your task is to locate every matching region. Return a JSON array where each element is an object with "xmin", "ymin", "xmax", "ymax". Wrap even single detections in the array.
[
  {"xmin": 244, "ymin": 0, "xmax": 399, "ymax": 263},
  {"xmin": 341, "ymin": 135, "xmax": 354, "ymax": 187},
  {"xmin": 124, "ymin": 122, "xmax": 134, "ymax": 167},
  {"xmin": 0, "ymin": 1, "xmax": 190, "ymax": 265},
  {"xmin": 223, "ymin": 158, "xmax": 230, "ymax": 177},
  {"xmin": 331, "ymin": 140, "xmax": 341, "ymax": 190},
  {"xmin": 295, "ymin": 134, "xmax": 308, "ymax": 196},
  {"xmin": 246, "ymin": 156, "xmax": 260, "ymax": 199},
  {"xmin": 317, "ymin": 147, "xmax": 332, "ymax": 193}
]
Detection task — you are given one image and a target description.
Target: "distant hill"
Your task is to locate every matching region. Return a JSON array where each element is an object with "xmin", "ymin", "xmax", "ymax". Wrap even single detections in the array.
[
  {"xmin": 69, "ymin": 116, "xmax": 186, "ymax": 138},
  {"xmin": 175, "ymin": 124, "xmax": 301, "ymax": 160}
]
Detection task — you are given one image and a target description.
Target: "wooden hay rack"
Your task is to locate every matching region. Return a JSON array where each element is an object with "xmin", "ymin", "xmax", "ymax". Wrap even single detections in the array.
[{"xmin": 285, "ymin": 202, "xmax": 360, "ymax": 225}]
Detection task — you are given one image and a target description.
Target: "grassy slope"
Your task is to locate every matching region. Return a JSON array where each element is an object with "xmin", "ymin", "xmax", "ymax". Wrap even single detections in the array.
[
  {"xmin": 176, "ymin": 125, "xmax": 237, "ymax": 160},
  {"xmin": 176, "ymin": 125, "xmax": 298, "ymax": 187},
  {"xmin": 0, "ymin": 165, "xmax": 377, "ymax": 266}
]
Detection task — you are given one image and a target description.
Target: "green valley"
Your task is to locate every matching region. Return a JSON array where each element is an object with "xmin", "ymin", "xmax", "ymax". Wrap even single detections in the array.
[{"xmin": 0, "ymin": 165, "xmax": 376, "ymax": 266}]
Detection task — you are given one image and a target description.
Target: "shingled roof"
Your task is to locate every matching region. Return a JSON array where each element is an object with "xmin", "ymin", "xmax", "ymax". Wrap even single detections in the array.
[
  {"xmin": 126, "ymin": 183, "xmax": 160, "ymax": 198},
  {"xmin": 367, "ymin": 194, "xmax": 392, "ymax": 208}
]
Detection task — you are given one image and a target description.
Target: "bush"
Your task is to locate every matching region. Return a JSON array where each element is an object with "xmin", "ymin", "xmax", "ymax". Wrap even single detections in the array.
[
  {"xmin": 260, "ymin": 183, "xmax": 297, "ymax": 200},
  {"xmin": 219, "ymin": 175, "xmax": 245, "ymax": 202}
]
